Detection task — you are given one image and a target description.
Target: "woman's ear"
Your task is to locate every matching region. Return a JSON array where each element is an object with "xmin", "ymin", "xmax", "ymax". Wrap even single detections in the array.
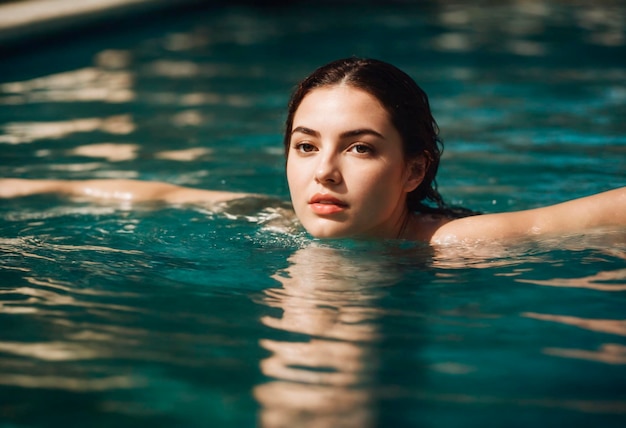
[{"xmin": 404, "ymin": 156, "xmax": 427, "ymax": 193}]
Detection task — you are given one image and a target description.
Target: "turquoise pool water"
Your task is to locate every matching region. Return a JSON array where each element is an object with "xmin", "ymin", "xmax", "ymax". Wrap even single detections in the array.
[{"xmin": 1, "ymin": 2, "xmax": 625, "ymax": 427}]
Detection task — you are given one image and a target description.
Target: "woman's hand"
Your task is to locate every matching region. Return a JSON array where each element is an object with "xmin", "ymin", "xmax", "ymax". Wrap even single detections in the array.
[{"xmin": 0, "ymin": 179, "xmax": 65, "ymax": 198}]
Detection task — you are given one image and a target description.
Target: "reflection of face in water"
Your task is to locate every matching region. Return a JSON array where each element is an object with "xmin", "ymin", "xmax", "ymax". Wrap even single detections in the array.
[{"xmin": 254, "ymin": 244, "xmax": 404, "ymax": 427}]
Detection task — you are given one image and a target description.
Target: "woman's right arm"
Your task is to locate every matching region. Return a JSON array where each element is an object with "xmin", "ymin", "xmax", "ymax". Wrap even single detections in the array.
[{"xmin": 0, "ymin": 178, "xmax": 248, "ymax": 205}]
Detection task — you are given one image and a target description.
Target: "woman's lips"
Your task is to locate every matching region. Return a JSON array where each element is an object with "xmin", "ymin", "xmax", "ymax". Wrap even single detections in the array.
[{"xmin": 309, "ymin": 194, "xmax": 348, "ymax": 215}]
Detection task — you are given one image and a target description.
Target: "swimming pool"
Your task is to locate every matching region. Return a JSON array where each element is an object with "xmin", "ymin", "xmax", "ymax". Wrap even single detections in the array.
[{"xmin": 1, "ymin": 1, "xmax": 625, "ymax": 426}]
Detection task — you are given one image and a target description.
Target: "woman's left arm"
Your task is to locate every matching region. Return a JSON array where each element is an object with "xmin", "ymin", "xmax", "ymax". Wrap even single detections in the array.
[
  {"xmin": 432, "ymin": 187, "xmax": 626, "ymax": 244},
  {"xmin": 521, "ymin": 186, "xmax": 626, "ymax": 233}
]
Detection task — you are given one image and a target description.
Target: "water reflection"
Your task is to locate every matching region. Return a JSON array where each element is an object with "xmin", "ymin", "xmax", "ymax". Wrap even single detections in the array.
[
  {"xmin": 0, "ymin": 67, "xmax": 134, "ymax": 105},
  {"xmin": 155, "ymin": 147, "xmax": 213, "ymax": 161},
  {"xmin": 69, "ymin": 143, "xmax": 140, "ymax": 162},
  {"xmin": 255, "ymin": 245, "xmax": 400, "ymax": 427},
  {"xmin": 523, "ymin": 311, "xmax": 626, "ymax": 365},
  {"xmin": 252, "ymin": 240, "xmax": 626, "ymax": 424},
  {"xmin": 432, "ymin": 1, "xmax": 625, "ymax": 53},
  {"xmin": 517, "ymin": 268, "xmax": 626, "ymax": 291},
  {"xmin": 524, "ymin": 312, "xmax": 626, "ymax": 337},
  {"xmin": 0, "ymin": 373, "xmax": 141, "ymax": 392},
  {"xmin": 0, "ymin": 114, "xmax": 135, "ymax": 144},
  {"xmin": 542, "ymin": 343, "xmax": 626, "ymax": 365}
]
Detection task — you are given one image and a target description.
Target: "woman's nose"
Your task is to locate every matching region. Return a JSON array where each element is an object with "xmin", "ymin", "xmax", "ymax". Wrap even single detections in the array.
[{"xmin": 314, "ymin": 155, "xmax": 342, "ymax": 185}]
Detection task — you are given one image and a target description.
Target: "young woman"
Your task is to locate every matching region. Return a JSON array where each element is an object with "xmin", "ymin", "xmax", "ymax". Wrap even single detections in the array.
[{"xmin": 1, "ymin": 58, "xmax": 624, "ymax": 244}]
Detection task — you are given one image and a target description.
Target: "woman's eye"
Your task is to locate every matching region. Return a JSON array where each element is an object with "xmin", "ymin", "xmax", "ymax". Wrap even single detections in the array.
[
  {"xmin": 350, "ymin": 144, "xmax": 373, "ymax": 154},
  {"xmin": 295, "ymin": 143, "xmax": 316, "ymax": 153}
]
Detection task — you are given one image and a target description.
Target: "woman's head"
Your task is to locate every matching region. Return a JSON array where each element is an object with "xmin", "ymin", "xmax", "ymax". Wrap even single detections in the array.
[{"xmin": 284, "ymin": 57, "xmax": 446, "ymax": 214}]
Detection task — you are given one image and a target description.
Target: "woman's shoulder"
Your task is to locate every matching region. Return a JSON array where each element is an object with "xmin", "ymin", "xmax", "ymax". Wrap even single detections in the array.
[
  {"xmin": 423, "ymin": 211, "xmax": 517, "ymax": 245},
  {"xmin": 410, "ymin": 207, "xmax": 484, "ymax": 244}
]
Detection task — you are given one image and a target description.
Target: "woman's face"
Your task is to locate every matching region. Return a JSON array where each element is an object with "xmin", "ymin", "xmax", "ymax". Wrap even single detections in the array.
[{"xmin": 286, "ymin": 85, "xmax": 423, "ymax": 239}]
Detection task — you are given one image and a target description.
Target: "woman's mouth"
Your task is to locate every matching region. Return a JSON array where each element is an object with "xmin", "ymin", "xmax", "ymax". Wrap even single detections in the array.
[{"xmin": 308, "ymin": 194, "xmax": 348, "ymax": 215}]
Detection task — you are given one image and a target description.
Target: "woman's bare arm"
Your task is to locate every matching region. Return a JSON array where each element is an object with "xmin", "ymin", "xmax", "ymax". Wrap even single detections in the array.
[
  {"xmin": 0, "ymin": 178, "xmax": 248, "ymax": 205},
  {"xmin": 431, "ymin": 187, "xmax": 626, "ymax": 244}
]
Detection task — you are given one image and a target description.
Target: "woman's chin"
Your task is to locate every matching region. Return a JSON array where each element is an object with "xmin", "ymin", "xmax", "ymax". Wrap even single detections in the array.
[
  {"xmin": 304, "ymin": 224, "xmax": 354, "ymax": 240},
  {"xmin": 308, "ymin": 230, "xmax": 350, "ymax": 240}
]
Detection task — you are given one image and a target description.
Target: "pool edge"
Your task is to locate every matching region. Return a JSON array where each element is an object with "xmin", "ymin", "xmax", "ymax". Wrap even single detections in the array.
[{"xmin": 0, "ymin": 0, "xmax": 207, "ymax": 51}]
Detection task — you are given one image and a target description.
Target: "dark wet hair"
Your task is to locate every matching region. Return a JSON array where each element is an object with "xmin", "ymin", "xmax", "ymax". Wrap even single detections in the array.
[{"xmin": 284, "ymin": 57, "xmax": 475, "ymax": 217}]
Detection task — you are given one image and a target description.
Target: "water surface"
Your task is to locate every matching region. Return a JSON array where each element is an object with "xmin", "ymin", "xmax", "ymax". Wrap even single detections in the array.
[{"xmin": 1, "ymin": 1, "xmax": 625, "ymax": 427}]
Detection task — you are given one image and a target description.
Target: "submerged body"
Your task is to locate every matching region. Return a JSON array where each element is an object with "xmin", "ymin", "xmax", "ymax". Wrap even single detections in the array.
[
  {"xmin": 1, "ymin": 58, "xmax": 625, "ymax": 244},
  {"xmin": 0, "ymin": 176, "xmax": 624, "ymax": 245}
]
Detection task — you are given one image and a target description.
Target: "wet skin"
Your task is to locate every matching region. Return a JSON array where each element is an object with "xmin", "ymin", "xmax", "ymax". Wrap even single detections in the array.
[{"xmin": 286, "ymin": 85, "xmax": 424, "ymax": 239}]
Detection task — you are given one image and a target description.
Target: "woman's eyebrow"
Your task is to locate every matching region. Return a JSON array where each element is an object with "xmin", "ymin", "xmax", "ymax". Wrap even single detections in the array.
[
  {"xmin": 291, "ymin": 126, "xmax": 385, "ymax": 139},
  {"xmin": 291, "ymin": 126, "xmax": 319, "ymax": 137},
  {"xmin": 340, "ymin": 128, "xmax": 385, "ymax": 139}
]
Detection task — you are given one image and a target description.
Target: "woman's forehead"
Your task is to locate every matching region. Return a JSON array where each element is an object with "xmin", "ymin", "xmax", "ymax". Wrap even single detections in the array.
[{"xmin": 294, "ymin": 86, "xmax": 390, "ymax": 126}]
